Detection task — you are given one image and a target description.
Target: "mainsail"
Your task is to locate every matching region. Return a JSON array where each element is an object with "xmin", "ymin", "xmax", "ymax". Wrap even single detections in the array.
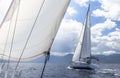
[
  {"xmin": 72, "ymin": 5, "xmax": 91, "ymax": 62},
  {"xmin": 0, "ymin": 0, "xmax": 70, "ymax": 61}
]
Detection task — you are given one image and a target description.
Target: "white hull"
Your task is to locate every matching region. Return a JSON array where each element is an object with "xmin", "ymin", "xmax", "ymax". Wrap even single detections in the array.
[{"xmin": 68, "ymin": 62, "xmax": 96, "ymax": 70}]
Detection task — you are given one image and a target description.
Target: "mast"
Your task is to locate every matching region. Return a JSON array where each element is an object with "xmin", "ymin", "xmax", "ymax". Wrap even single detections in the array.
[
  {"xmin": 72, "ymin": 4, "xmax": 91, "ymax": 62},
  {"xmin": 80, "ymin": 4, "xmax": 91, "ymax": 59}
]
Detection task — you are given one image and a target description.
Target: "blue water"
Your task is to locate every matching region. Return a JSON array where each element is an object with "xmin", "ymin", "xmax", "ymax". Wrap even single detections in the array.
[{"xmin": 1, "ymin": 63, "xmax": 120, "ymax": 78}]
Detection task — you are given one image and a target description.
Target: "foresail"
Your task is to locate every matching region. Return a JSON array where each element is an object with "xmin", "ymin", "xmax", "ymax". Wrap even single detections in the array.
[
  {"xmin": 0, "ymin": 0, "xmax": 70, "ymax": 61},
  {"xmin": 72, "ymin": 24, "xmax": 85, "ymax": 62},
  {"xmin": 72, "ymin": 5, "xmax": 91, "ymax": 62}
]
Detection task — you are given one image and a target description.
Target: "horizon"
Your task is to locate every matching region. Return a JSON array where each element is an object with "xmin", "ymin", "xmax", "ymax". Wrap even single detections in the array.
[{"xmin": 50, "ymin": 51, "xmax": 120, "ymax": 57}]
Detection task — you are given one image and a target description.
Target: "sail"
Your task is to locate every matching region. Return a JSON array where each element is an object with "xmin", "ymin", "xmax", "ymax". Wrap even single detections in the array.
[
  {"xmin": 0, "ymin": 0, "xmax": 70, "ymax": 61},
  {"xmin": 72, "ymin": 5, "xmax": 91, "ymax": 62}
]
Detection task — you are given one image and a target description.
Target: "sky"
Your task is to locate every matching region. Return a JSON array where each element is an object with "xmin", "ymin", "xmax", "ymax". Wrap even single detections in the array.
[
  {"xmin": 0, "ymin": 0, "xmax": 120, "ymax": 57},
  {"xmin": 51, "ymin": 0, "xmax": 120, "ymax": 56}
]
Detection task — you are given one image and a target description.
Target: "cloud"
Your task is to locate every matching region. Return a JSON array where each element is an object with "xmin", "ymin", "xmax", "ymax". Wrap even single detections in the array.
[
  {"xmin": 91, "ymin": 0, "xmax": 120, "ymax": 55},
  {"xmin": 74, "ymin": 0, "xmax": 96, "ymax": 7},
  {"xmin": 55, "ymin": 19, "xmax": 83, "ymax": 42},
  {"xmin": 67, "ymin": 6, "xmax": 77, "ymax": 16},
  {"xmin": 107, "ymin": 29, "xmax": 120, "ymax": 51},
  {"xmin": 91, "ymin": 20, "xmax": 120, "ymax": 55},
  {"xmin": 51, "ymin": 19, "xmax": 83, "ymax": 53},
  {"xmin": 74, "ymin": 0, "xmax": 89, "ymax": 7},
  {"xmin": 52, "ymin": 18, "xmax": 119, "ymax": 56},
  {"xmin": 51, "ymin": 18, "xmax": 119, "ymax": 56},
  {"xmin": 91, "ymin": 19, "xmax": 116, "ymax": 36},
  {"xmin": 92, "ymin": 0, "xmax": 120, "ymax": 21},
  {"xmin": 51, "ymin": 52, "xmax": 73, "ymax": 56}
]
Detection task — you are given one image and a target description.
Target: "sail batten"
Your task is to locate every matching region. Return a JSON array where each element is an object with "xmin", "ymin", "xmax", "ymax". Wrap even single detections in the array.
[
  {"xmin": 72, "ymin": 5, "xmax": 91, "ymax": 62},
  {"xmin": 0, "ymin": 0, "xmax": 70, "ymax": 61}
]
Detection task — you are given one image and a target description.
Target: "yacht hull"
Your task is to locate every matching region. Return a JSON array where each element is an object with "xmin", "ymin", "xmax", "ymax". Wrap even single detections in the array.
[{"xmin": 68, "ymin": 63, "xmax": 95, "ymax": 70}]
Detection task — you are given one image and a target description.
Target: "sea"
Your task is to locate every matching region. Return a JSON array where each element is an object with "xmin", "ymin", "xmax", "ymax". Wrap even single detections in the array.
[{"xmin": 0, "ymin": 63, "xmax": 120, "ymax": 78}]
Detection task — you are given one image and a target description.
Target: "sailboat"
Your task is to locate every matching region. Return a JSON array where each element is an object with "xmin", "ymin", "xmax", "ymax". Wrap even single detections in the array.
[
  {"xmin": 0, "ymin": 0, "xmax": 70, "ymax": 78},
  {"xmin": 68, "ymin": 5, "xmax": 98, "ymax": 70}
]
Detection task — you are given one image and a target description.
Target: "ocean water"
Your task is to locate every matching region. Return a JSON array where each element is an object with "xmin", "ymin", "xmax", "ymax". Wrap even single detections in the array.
[{"xmin": 0, "ymin": 63, "xmax": 120, "ymax": 78}]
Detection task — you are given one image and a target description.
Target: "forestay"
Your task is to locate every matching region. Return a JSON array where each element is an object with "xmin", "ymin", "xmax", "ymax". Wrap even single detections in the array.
[{"xmin": 0, "ymin": 0, "xmax": 70, "ymax": 61}]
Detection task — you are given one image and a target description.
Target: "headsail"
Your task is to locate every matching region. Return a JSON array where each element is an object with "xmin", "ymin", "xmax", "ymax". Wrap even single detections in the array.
[
  {"xmin": 0, "ymin": 0, "xmax": 70, "ymax": 61},
  {"xmin": 72, "ymin": 5, "xmax": 91, "ymax": 62}
]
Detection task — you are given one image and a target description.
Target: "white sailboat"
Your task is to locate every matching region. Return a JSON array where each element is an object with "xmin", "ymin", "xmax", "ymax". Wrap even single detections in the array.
[
  {"xmin": 0, "ymin": 0, "xmax": 70, "ymax": 78},
  {"xmin": 68, "ymin": 5, "xmax": 97, "ymax": 70}
]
